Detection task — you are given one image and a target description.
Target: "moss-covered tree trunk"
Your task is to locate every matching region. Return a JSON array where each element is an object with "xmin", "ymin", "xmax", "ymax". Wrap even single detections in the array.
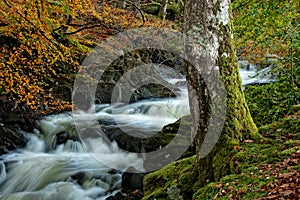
[{"xmin": 184, "ymin": 0, "xmax": 258, "ymax": 186}]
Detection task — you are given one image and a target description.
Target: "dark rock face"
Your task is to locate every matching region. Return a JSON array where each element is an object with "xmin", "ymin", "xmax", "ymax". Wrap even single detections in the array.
[
  {"xmin": 56, "ymin": 132, "xmax": 70, "ymax": 145},
  {"xmin": 0, "ymin": 98, "xmax": 33, "ymax": 155},
  {"xmin": 96, "ymin": 83, "xmax": 176, "ymax": 104},
  {"xmin": 122, "ymin": 169, "xmax": 144, "ymax": 190},
  {"xmin": 94, "ymin": 49, "xmax": 185, "ymax": 104},
  {"xmin": 0, "ymin": 124, "xmax": 27, "ymax": 155}
]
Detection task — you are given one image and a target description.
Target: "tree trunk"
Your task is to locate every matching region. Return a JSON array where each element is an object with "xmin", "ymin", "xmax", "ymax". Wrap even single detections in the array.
[
  {"xmin": 117, "ymin": 0, "xmax": 126, "ymax": 9},
  {"xmin": 158, "ymin": 0, "xmax": 168, "ymax": 19},
  {"xmin": 184, "ymin": 0, "xmax": 258, "ymax": 186}
]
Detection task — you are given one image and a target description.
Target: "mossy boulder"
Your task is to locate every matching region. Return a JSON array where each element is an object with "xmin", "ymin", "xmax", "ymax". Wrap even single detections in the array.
[
  {"xmin": 142, "ymin": 1, "xmax": 184, "ymax": 20},
  {"xmin": 143, "ymin": 156, "xmax": 196, "ymax": 200},
  {"xmin": 142, "ymin": 2, "xmax": 161, "ymax": 15}
]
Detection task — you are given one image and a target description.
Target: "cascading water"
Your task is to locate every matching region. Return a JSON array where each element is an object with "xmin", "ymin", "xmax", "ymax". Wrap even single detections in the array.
[
  {"xmin": 0, "ymin": 63, "xmax": 275, "ymax": 199},
  {"xmin": 0, "ymin": 67, "xmax": 190, "ymax": 200},
  {"xmin": 0, "ymin": 130, "xmax": 145, "ymax": 199},
  {"xmin": 238, "ymin": 60, "xmax": 276, "ymax": 86}
]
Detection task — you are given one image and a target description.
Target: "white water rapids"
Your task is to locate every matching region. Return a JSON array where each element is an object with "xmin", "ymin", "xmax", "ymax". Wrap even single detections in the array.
[{"xmin": 0, "ymin": 63, "xmax": 274, "ymax": 199}]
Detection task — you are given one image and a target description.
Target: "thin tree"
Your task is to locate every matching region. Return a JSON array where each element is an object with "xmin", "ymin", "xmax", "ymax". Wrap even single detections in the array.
[{"xmin": 158, "ymin": 0, "xmax": 168, "ymax": 19}]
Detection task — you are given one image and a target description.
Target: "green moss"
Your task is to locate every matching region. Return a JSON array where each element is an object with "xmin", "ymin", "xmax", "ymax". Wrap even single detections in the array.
[
  {"xmin": 142, "ymin": 2, "xmax": 161, "ymax": 15},
  {"xmin": 280, "ymin": 147, "xmax": 299, "ymax": 156},
  {"xmin": 259, "ymin": 111, "xmax": 300, "ymax": 137},
  {"xmin": 218, "ymin": 10, "xmax": 259, "ymax": 139},
  {"xmin": 143, "ymin": 156, "xmax": 196, "ymax": 200},
  {"xmin": 143, "ymin": 188, "xmax": 169, "ymax": 200},
  {"xmin": 141, "ymin": 115, "xmax": 193, "ymax": 152},
  {"xmin": 244, "ymin": 78, "xmax": 300, "ymax": 127},
  {"xmin": 211, "ymin": 143, "xmax": 232, "ymax": 178},
  {"xmin": 288, "ymin": 104, "xmax": 300, "ymax": 115},
  {"xmin": 193, "ymin": 141, "xmax": 296, "ymax": 199},
  {"xmin": 144, "ymin": 109, "xmax": 299, "ymax": 199},
  {"xmin": 292, "ymin": 165, "xmax": 300, "ymax": 171}
]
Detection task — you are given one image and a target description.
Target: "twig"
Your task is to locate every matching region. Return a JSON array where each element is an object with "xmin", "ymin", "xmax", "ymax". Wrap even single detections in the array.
[
  {"xmin": 66, "ymin": 21, "xmax": 122, "ymax": 35},
  {"xmin": 65, "ymin": 24, "xmax": 103, "ymax": 35}
]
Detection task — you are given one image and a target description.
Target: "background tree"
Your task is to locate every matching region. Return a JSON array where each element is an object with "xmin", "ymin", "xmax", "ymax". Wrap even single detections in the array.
[
  {"xmin": 233, "ymin": 0, "xmax": 300, "ymax": 126},
  {"xmin": 184, "ymin": 0, "xmax": 258, "ymax": 186},
  {"xmin": 232, "ymin": 0, "xmax": 299, "ymax": 64},
  {"xmin": 158, "ymin": 0, "xmax": 168, "ymax": 19}
]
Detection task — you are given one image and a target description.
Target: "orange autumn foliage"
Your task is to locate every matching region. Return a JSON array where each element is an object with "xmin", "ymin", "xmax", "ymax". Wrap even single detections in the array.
[{"xmin": 0, "ymin": 0, "xmax": 163, "ymax": 114}]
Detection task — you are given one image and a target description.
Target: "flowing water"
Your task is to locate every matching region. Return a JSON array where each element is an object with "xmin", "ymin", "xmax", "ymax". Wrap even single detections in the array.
[
  {"xmin": 0, "ymin": 63, "xmax": 275, "ymax": 199},
  {"xmin": 238, "ymin": 60, "xmax": 276, "ymax": 86}
]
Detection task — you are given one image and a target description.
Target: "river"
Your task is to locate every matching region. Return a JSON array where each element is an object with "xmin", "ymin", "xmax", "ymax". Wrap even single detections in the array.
[{"xmin": 0, "ymin": 63, "xmax": 274, "ymax": 199}]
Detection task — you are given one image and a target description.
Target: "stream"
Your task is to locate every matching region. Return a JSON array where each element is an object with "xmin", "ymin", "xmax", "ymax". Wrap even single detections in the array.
[{"xmin": 0, "ymin": 62, "xmax": 275, "ymax": 200}]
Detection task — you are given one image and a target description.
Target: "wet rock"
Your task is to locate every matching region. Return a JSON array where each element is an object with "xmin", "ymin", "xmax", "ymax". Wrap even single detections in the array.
[
  {"xmin": 100, "ymin": 115, "xmax": 194, "ymax": 159},
  {"xmin": 0, "ymin": 124, "xmax": 27, "ymax": 155},
  {"xmin": 106, "ymin": 189, "xmax": 143, "ymax": 200},
  {"xmin": 56, "ymin": 132, "xmax": 69, "ymax": 145},
  {"xmin": 0, "ymin": 98, "xmax": 33, "ymax": 155},
  {"xmin": 71, "ymin": 172, "xmax": 86, "ymax": 186},
  {"xmin": 122, "ymin": 169, "xmax": 144, "ymax": 190}
]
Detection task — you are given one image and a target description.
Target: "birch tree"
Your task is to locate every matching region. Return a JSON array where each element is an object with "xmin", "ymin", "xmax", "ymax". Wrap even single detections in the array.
[{"xmin": 158, "ymin": 0, "xmax": 168, "ymax": 19}]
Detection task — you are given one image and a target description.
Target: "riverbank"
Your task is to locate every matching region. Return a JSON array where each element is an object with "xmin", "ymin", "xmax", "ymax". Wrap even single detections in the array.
[{"xmin": 143, "ymin": 104, "xmax": 300, "ymax": 199}]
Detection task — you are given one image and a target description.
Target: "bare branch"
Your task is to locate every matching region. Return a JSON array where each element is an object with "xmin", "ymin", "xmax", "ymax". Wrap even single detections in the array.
[{"xmin": 65, "ymin": 24, "xmax": 102, "ymax": 35}]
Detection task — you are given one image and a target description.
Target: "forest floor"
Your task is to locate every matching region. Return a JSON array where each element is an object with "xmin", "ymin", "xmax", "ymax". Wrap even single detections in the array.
[
  {"xmin": 195, "ymin": 111, "xmax": 300, "ymax": 199},
  {"xmin": 142, "ymin": 103, "xmax": 300, "ymax": 200}
]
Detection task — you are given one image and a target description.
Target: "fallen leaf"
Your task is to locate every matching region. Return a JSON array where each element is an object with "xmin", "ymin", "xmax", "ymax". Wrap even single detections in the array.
[
  {"xmin": 281, "ymin": 190, "xmax": 294, "ymax": 197},
  {"xmin": 279, "ymin": 172, "xmax": 296, "ymax": 179}
]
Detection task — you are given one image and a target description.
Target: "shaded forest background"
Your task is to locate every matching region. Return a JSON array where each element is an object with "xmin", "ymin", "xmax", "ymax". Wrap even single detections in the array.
[{"xmin": 0, "ymin": 0, "xmax": 298, "ymax": 117}]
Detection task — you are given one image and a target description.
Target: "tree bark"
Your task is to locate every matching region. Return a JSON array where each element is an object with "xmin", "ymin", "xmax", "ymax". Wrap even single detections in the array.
[
  {"xmin": 117, "ymin": 0, "xmax": 126, "ymax": 9},
  {"xmin": 158, "ymin": 0, "xmax": 168, "ymax": 19},
  {"xmin": 184, "ymin": 0, "xmax": 258, "ymax": 186}
]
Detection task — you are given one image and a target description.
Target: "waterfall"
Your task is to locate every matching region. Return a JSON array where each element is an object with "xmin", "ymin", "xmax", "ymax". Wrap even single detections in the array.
[{"xmin": 0, "ymin": 71, "xmax": 189, "ymax": 200}]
